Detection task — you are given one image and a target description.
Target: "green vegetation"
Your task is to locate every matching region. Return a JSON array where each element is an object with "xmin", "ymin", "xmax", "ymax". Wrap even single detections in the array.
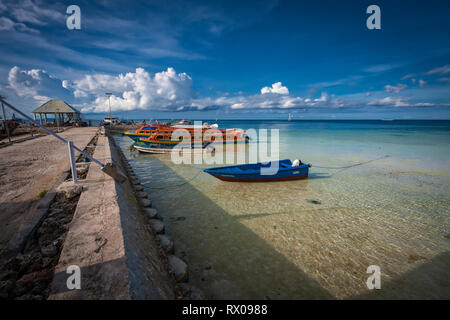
[{"xmin": 38, "ymin": 189, "xmax": 48, "ymax": 199}]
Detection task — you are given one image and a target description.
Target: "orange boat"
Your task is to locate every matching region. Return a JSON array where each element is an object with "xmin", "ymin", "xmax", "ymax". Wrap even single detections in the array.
[
  {"xmin": 136, "ymin": 125, "xmax": 249, "ymax": 148},
  {"xmin": 125, "ymin": 121, "xmax": 249, "ymax": 146}
]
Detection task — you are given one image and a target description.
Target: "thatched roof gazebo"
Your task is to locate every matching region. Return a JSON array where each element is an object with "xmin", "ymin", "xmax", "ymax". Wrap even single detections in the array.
[{"xmin": 32, "ymin": 100, "xmax": 82, "ymax": 127}]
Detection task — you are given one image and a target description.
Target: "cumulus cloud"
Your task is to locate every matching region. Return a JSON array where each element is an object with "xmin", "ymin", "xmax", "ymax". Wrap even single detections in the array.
[
  {"xmin": 8, "ymin": 66, "xmax": 71, "ymax": 102},
  {"xmin": 314, "ymin": 92, "xmax": 329, "ymax": 102},
  {"xmin": 384, "ymin": 83, "xmax": 407, "ymax": 93},
  {"xmin": 69, "ymin": 68, "xmax": 195, "ymax": 113},
  {"xmin": 261, "ymin": 82, "xmax": 289, "ymax": 95},
  {"xmin": 6, "ymin": 65, "xmax": 449, "ymax": 113}
]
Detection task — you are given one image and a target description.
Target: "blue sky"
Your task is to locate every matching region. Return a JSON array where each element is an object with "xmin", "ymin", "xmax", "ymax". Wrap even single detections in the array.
[{"xmin": 0, "ymin": 0, "xmax": 449, "ymax": 119}]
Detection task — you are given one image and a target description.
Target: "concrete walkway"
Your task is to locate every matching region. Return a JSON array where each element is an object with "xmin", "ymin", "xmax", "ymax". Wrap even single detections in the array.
[
  {"xmin": 49, "ymin": 134, "xmax": 177, "ymax": 299},
  {"xmin": 0, "ymin": 127, "xmax": 98, "ymax": 251}
]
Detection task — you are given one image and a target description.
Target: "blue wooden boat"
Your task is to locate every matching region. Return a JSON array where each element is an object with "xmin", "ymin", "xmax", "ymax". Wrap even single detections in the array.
[{"xmin": 204, "ymin": 159, "xmax": 310, "ymax": 182}]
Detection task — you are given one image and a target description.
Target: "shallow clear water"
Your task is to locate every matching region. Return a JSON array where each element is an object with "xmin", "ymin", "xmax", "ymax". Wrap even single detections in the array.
[{"xmin": 114, "ymin": 120, "xmax": 450, "ymax": 299}]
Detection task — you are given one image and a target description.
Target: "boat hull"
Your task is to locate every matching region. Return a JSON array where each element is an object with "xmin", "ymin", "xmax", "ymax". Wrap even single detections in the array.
[
  {"xmin": 204, "ymin": 159, "xmax": 309, "ymax": 182},
  {"xmin": 123, "ymin": 132, "xmax": 153, "ymax": 142},
  {"xmin": 134, "ymin": 144, "xmax": 214, "ymax": 154},
  {"xmin": 212, "ymin": 173, "xmax": 308, "ymax": 182}
]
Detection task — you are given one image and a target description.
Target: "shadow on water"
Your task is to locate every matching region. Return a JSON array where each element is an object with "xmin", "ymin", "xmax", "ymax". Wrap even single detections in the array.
[
  {"xmin": 118, "ymin": 135, "xmax": 450, "ymax": 299},
  {"xmin": 350, "ymin": 251, "xmax": 450, "ymax": 299},
  {"xmin": 133, "ymin": 156, "xmax": 334, "ymax": 299}
]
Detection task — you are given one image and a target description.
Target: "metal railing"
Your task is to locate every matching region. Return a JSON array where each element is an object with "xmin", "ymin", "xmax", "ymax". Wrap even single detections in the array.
[{"xmin": 0, "ymin": 96, "xmax": 126, "ymax": 184}]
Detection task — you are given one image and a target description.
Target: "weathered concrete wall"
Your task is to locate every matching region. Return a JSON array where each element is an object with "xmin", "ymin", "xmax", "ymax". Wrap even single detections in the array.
[
  {"xmin": 48, "ymin": 133, "xmax": 178, "ymax": 299},
  {"xmin": 0, "ymin": 127, "xmax": 98, "ymax": 252}
]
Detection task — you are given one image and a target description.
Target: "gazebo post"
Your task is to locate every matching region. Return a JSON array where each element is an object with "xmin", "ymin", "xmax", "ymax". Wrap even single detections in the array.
[
  {"xmin": 32, "ymin": 100, "xmax": 84, "ymax": 129},
  {"xmin": 39, "ymin": 113, "xmax": 43, "ymax": 126}
]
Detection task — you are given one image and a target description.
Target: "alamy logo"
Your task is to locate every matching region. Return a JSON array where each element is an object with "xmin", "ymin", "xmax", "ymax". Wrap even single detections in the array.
[
  {"xmin": 66, "ymin": 5, "xmax": 81, "ymax": 30},
  {"xmin": 366, "ymin": 265, "xmax": 381, "ymax": 289},
  {"xmin": 66, "ymin": 265, "xmax": 81, "ymax": 290},
  {"xmin": 366, "ymin": 5, "xmax": 381, "ymax": 30}
]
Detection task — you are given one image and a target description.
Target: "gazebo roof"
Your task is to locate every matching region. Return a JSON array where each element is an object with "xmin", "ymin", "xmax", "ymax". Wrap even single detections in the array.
[{"xmin": 32, "ymin": 100, "xmax": 80, "ymax": 114}]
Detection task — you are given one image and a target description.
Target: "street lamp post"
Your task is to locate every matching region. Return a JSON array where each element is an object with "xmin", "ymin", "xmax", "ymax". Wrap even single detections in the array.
[
  {"xmin": 105, "ymin": 93, "xmax": 112, "ymax": 119},
  {"xmin": 56, "ymin": 108, "xmax": 60, "ymax": 132}
]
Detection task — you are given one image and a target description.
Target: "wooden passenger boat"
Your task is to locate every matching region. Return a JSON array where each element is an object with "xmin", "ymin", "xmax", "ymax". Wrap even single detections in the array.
[
  {"xmin": 124, "ymin": 121, "xmax": 248, "ymax": 144},
  {"xmin": 137, "ymin": 127, "xmax": 249, "ymax": 147},
  {"xmin": 123, "ymin": 124, "xmax": 167, "ymax": 142},
  {"xmin": 134, "ymin": 144, "xmax": 215, "ymax": 154}
]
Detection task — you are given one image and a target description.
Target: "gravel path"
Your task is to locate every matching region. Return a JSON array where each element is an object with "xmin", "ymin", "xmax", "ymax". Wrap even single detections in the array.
[{"xmin": 0, "ymin": 127, "xmax": 98, "ymax": 251}]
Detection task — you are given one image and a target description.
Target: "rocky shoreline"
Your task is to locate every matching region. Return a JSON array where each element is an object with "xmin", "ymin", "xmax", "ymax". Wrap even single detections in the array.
[
  {"xmin": 108, "ymin": 131, "xmax": 204, "ymax": 299},
  {"xmin": 0, "ymin": 185, "xmax": 82, "ymax": 299}
]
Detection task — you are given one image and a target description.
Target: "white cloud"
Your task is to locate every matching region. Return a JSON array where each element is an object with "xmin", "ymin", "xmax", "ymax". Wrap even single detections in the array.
[
  {"xmin": 368, "ymin": 97, "xmax": 409, "ymax": 107},
  {"xmin": 401, "ymin": 73, "xmax": 416, "ymax": 80},
  {"xmin": 231, "ymin": 103, "xmax": 245, "ymax": 109},
  {"xmin": 314, "ymin": 92, "xmax": 329, "ymax": 102},
  {"xmin": 419, "ymin": 79, "xmax": 426, "ymax": 87},
  {"xmin": 426, "ymin": 65, "xmax": 450, "ymax": 75},
  {"xmin": 368, "ymin": 96, "xmax": 447, "ymax": 108},
  {"xmin": 365, "ymin": 64, "xmax": 393, "ymax": 73},
  {"xmin": 69, "ymin": 67, "xmax": 195, "ymax": 113},
  {"xmin": 384, "ymin": 83, "xmax": 407, "ymax": 93},
  {"xmin": 10, "ymin": 0, "xmax": 64, "ymax": 26},
  {"xmin": 6, "ymin": 65, "xmax": 449, "ymax": 113},
  {"xmin": 261, "ymin": 82, "xmax": 289, "ymax": 95},
  {"xmin": 7, "ymin": 65, "xmax": 71, "ymax": 102},
  {"xmin": 0, "ymin": 16, "xmax": 39, "ymax": 33}
]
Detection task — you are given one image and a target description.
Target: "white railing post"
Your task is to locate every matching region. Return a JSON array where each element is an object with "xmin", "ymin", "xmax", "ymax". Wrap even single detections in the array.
[
  {"xmin": 1, "ymin": 102, "xmax": 11, "ymax": 143},
  {"xmin": 0, "ymin": 97, "xmax": 127, "ymax": 184},
  {"xmin": 68, "ymin": 141, "xmax": 78, "ymax": 184}
]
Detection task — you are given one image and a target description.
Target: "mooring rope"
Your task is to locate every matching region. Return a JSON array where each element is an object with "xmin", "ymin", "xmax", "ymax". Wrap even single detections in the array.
[
  {"xmin": 129, "ymin": 147, "xmax": 390, "ymax": 189},
  {"xmin": 310, "ymin": 155, "xmax": 390, "ymax": 170}
]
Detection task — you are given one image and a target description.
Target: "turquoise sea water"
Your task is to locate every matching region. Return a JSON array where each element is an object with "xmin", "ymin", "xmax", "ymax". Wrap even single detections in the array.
[{"xmin": 114, "ymin": 120, "xmax": 450, "ymax": 299}]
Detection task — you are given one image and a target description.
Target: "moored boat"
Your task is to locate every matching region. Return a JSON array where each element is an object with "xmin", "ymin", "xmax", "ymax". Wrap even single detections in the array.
[
  {"xmin": 134, "ymin": 144, "xmax": 215, "ymax": 154},
  {"xmin": 123, "ymin": 121, "xmax": 241, "ymax": 143},
  {"xmin": 204, "ymin": 159, "xmax": 310, "ymax": 182},
  {"xmin": 136, "ymin": 125, "xmax": 249, "ymax": 147},
  {"xmin": 123, "ymin": 123, "xmax": 168, "ymax": 142}
]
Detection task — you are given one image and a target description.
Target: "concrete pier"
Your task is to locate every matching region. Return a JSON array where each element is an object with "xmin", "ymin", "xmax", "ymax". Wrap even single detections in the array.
[
  {"xmin": 48, "ymin": 133, "xmax": 178, "ymax": 299},
  {"xmin": 0, "ymin": 127, "xmax": 98, "ymax": 252}
]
